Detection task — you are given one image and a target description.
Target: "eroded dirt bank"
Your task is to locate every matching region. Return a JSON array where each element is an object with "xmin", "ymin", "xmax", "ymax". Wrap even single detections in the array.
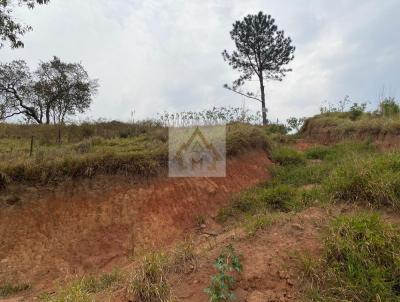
[{"xmin": 0, "ymin": 151, "xmax": 270, "ymax": 292}]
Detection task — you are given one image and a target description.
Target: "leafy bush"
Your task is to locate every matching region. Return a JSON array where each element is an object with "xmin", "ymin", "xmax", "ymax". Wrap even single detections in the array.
[
  {"xmin": 204, "ymin": 245, "xmax": 242, "ymax": 302},
  {"xmin": 306, "ymin": 214, "xmax": 400, "ymax": 301},
  {"xmin": 349, "ymin": 102, "xmax": 366, "ymax": 121},
  {"xmin": 265, "ymin": 123, "xmax": 289, "ymax": 135},
  {"xmin": 271, "ymin": 147, "xmax": 305, "ymax": 166}
]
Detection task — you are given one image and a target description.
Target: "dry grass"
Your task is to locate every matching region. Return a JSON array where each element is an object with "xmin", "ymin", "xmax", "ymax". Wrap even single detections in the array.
[
  {"xmin": 301, "ymin": 112, "xmax": 400, "ymax": 142},
  {"xmin": 0, "ymin": 122, "xmax": 270, "ymax": 186}
]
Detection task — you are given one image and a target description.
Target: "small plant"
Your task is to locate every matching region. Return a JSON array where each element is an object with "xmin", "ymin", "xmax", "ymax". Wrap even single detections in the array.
[
  {"xmin": 243, "ymin": 212, "xmax": 283, "ymax": 235},
  {"xmin": 172, "ymin": 237, "xmax": 197, "ymax": 274},
  {"xmin": 204, "ymin": 245, "xmax": 243, "ymax": 302}
]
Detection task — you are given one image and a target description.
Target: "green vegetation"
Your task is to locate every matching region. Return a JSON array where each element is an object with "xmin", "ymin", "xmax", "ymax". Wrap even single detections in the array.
[
  {"xmin": 0, "ymin": 282, "xmax": 30, "ymax": 298},
  {"xmin": 302, "ymin": 98, "xmax": 400, "ymax": 143},
  {"xmin": 242, "ymin": 212, "xmax": 285, "ymax": 235},
  {"xmin": 171, "ymin": 237, "xmax": 197, "ymax": 274},
  {"xmin": 270, "ymin": 146, "xmax": 305, "ymax": 166},
  {"xmin": 127, "ymin": 251, "xmax": 173, "ymax": 302},
  {"xmin": 204, "ymin": 245, "xmax": 243, "ymax": 302},
  {"xmin": 304, "ymin": 213, "xmax": 400, "ymax": 301},
  {"xmin": 40, "ymin": 271, "xmax": 122, "ymax": 302},
  {"xmin": 0, "ymin": 121, "xmax": 270, "ymax": 187},
  {"xmin": 325, "ymin": 152, "xmax": 400, "ymax": 208},
  {"xmin": 380, "ymin": 97, "xmax": 400, "ymax": 117}
]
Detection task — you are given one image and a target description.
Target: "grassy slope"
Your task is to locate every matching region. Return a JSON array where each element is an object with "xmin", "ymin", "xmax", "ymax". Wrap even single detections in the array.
[
  {"xmin": 301, "ymin": 112, "xmax": 400, "ymax": 142},
  {"xmin": 0, "ymin": 122, "xmax": 270, "ymax": 186},
  {"xmin": 217, "ymin": 140, "xmax": 400, "ymax": 301}
]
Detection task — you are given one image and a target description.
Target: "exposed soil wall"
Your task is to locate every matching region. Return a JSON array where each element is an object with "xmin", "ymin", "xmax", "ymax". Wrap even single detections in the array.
[
  {"xmin": 0, "ymin": 150, "xmax": 271, "ymax": 291},
  {"xmin": 301, "ymin": 117, "xmax": 400, "ymax": 148}
]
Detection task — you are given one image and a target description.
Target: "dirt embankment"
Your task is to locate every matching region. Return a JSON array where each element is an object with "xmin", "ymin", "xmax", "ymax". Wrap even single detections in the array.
[
  {"xmin": 0, "ymin": 150, "xmax": 270, "ymax": 292},
  {"xmin": 301, "ymin": 116, "xmax": 400, "ymax": 148}
]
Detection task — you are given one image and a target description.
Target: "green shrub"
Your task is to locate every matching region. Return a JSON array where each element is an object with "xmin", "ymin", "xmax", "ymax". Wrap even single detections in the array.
[
  {"xmin": 271, "ymin": 147, "xmax": 305, "ymax": 166},
  {"xmin": 306, "ymin": 214, "xmax": 400, "ymax": 301},
  {"xmin": 264, "ymin": 123, "xmax": 289, "ymax": 135},
  {"xmin": 226, "ymin": 124, "xmax": 270, "ymax": 156},
  {"xmin": 304, "ymin": 146, "xmax": 330, "ymax": 160},
  {"xmin": 380, "ymin": 97, "xmax": 400, "ymax": 117},
  {"xmin": 259, "ymin": 185, "xmax": 298, "ymax": 212},
  {"xmin": 349, "ymin": 102, "xmax": 366, "ymax": 121}
]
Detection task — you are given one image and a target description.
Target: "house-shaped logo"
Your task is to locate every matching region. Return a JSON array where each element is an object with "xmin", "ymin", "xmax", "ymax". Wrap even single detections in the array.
[{"xmin": 169, "ymin": 125, "xmax": 226, "ymax": 177}]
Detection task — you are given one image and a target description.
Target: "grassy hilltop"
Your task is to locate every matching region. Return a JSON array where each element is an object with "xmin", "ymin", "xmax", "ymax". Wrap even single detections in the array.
[{"xmin": 0, "ymin": 120, "xmax": 270, "ymax": 187}]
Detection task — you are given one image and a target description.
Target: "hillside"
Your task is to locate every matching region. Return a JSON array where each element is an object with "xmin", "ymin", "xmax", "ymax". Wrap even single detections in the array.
[{"xmin": 1, "ymin": 117, "xmax": 400, "ymax": 301}]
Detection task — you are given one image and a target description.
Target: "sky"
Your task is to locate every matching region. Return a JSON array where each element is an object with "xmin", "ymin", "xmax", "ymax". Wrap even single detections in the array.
[{"xmin": 1, "ymin": 0, "xmax": 399, "ymax": 123}]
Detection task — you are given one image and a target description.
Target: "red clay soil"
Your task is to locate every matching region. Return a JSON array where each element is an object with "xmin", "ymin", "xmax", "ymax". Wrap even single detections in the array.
[
  {"xmin": 169, "ymin": 207, "xmax": 327, "ymax": 302},
  {"xmin": 0, "ymin": 150, "xmax": 271, "ymax": 294}
]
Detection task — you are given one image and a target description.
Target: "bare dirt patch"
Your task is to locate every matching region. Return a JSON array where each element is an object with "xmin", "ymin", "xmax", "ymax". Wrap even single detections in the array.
[
  {"xmin": 0, "ymin": 151, "xmax": 270, "ymax": 296},
  {"xmin": 170, "ymin": 206, "xmax": 329, "ymax": 302}
]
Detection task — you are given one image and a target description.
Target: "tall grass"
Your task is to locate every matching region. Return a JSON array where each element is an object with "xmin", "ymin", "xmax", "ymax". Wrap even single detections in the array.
[
  {"xmin": 325, "ymin": 152, "xmax": 400, "ymax": 208},
  {"xmin": 127, "ymin": 251, "xmax": 174, "ymax": 302},
  {"xmin": 0, "ymin": 122, "xmax": 270, "ymax": 186},
  {"xmin": 304, "ymin": 213, "xmax": 400, "ymax": 301}
]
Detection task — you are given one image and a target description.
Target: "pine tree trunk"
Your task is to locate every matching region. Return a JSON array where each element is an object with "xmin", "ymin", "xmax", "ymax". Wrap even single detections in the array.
[{"xmin": 259, "ymin": 74, "xmax": 268, "ymax": 125}]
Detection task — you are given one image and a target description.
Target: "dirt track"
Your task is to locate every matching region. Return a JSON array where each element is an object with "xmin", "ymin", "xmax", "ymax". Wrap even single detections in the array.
[{"xmin": 0, "ymin": 151, "xmax": 271, "ymax": 293}]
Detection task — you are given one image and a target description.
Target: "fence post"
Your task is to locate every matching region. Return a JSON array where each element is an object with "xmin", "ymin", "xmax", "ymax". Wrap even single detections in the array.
[
  {"xmin": 30, "ymin": 136, "xmax": 34, "ymax": 157},
  {"xmin": 57, "ymin": 127, "xmax": 62, "ymax": 144}
]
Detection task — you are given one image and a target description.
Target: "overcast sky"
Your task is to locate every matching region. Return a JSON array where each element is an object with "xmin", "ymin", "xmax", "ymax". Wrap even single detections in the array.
[{"xmin": 2, "ymin": 0, "xmax": 399, "ymax": 123}]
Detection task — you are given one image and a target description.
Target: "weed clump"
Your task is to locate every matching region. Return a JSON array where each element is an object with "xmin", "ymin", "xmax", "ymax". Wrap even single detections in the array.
[
  {"xmin": 127, "ymin": 251, "xmax": 173, "ymax": 302},
  {"xmin": 0, "ymin": 283, "xmax": 30, "ymax": 298},
  {"xmin": 271, "ymin": 147, "xmax": 305, "ymax": 166},
  {"xmin": 40, "ymin": 271, "xmax": 122, "ymax": 302}
]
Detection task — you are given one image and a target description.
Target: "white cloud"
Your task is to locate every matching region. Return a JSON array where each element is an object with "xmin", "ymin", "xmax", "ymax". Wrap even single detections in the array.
[{"xmin": 1, "ymin": 0, "xmax": 399, "ymax": 123}]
